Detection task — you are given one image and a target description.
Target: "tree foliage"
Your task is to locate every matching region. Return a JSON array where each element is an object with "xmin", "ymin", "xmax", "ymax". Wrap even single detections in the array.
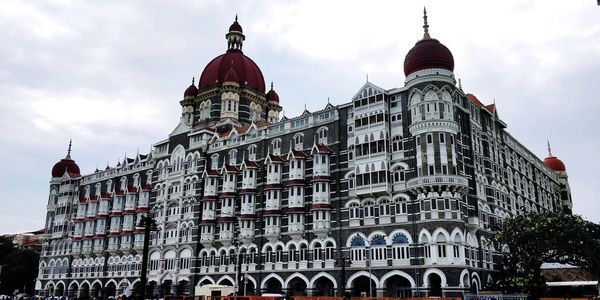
[
  {"xmin": 492, "ymin": 212, "xmax": 600, "ymax": 297},
  {"xmin": 0, "ymin": 236, "xmax": 40, "ymax": 295}
]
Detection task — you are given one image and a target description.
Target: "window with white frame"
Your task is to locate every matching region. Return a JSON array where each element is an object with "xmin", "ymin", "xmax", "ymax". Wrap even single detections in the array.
[
  {"xmin": 293, "ymin": 134, "xmax": 304, "ymax": 150},
  {"xmin": 228, "ymin": 150, "xmax": 237, "ymax": 164}
]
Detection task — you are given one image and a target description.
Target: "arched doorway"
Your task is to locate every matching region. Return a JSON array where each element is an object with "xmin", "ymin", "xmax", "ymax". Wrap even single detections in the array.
[
  {"xmin": 314, "ymin": 277, "xmax": 335, "ymax": 296},
  {"xmin": 55, "ymin": 283, "xmax": 65, "ymax": 297},
  {"xmin": 264, "ymin": 278, "xmax": 282, "ymax": 294},
  {"xmin": 384, "ymin": 275, "xmax": 411, "ymax": 297},
  {"xmin": 68, "ymin": 283, "xmax": 79, "ymax": 298},
  {"xmin": 241, "ymin": 278, "xmax": 255, "ymax": 296},
  {"xmin": 91, "ymin": 282, "xmax": 102, "ymax": 299},
  {"xmin": 161, "ymin": 280, "xmax": 173, "ymax": 297},
  {"xmin": 105, "ymin": 282, "xmax": 117, "ymax": 299},
  {"xmin": 351, "ymin": 276, "xmax": 376, "ymax": 297},
  {"xmin": 287, "ymin": 277, "xmax": 307, "ymax": 296},
  {"xmin": 470, "ymin": 279, "xmax": 479, "ymax": 295},
  {"xmin": 132, "ymin": 282, "xmax": 142, "ymax": 299},
  {"xmin": 220, "ymin": 278, "xmax": 233, "ymax": 287},
  {"xmin": 177, "ymin": 280, "xmax": 190, "ymax": 296},
  {"xmin": 46, "ymin": 284, "xmax": 54, "ymax": 297},
  {"xmin": 79, "ymin": 282, "xmax": 90, "ymax": 299},
  {"xmin": 429, "ymin": 274, "xmax": 442, "ymax": 297},
  {"xmin": 147, "ymin": 281, "xmax": 158, "ymax": 299}
]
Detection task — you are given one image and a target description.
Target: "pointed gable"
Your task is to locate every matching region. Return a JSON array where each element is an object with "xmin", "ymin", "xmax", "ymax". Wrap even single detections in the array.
[{"xmin": 352, "ymin": 82, "xmax": 386, "ymax": 101}]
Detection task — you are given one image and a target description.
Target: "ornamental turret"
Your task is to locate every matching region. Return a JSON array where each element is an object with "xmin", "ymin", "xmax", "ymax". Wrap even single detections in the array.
[{"xmin": 544, "ymin": 141, "xmax": 572, "ymax": 212}]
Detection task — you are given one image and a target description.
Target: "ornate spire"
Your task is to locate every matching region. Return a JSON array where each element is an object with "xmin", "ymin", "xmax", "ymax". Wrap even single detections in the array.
[
  {"xmin": 235, "ymin": 14, "xmax": 238, "ymax": 22},
  {"xmin": 270, "ymin": 81, "xmax": 274, "ymax": 90},
  {"xmin": 66, "ymin": 139, "xmax": 72, "ymax": 159},
  {"xmin": 547, "ymin": 140, "xmax": 553, "ymax": 156},
  {"xmin": 423, "ymin": 7, "xmax": 431, "ymax": 39},
  {"xmin": 192, "ymin": 77, "xmax": 195, "ymax": 85}
]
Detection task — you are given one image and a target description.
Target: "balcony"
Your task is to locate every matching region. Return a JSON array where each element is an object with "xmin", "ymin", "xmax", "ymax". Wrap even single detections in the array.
[
  {"xmin": 265, "ymin": 225, "xmax": 281, "ymax": 242},
  {"xmin": 355, "ymin": 182, "xmax": 389, "ymax": 196},
  {"xmin": 202, "ymin": 210, "xmax": 215, "ymax": 220},
  {"xmin": 240, "ymin": 203, "xmax": 255, "ymax": 215},
  {"xmin": 406, "ymin": 175, "xmax": 468, "ymax": 191}
]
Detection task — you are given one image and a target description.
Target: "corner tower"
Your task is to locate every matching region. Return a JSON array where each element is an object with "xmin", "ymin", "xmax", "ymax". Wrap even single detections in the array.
[{"xmin": 404, "ymin": 9, "xmax": 468, "ymax": 208}]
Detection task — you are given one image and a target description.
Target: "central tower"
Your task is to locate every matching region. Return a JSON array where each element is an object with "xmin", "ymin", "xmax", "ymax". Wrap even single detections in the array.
[{"xmin": 179, "ymin": 17, "xmax": 282, "ymax": 133}]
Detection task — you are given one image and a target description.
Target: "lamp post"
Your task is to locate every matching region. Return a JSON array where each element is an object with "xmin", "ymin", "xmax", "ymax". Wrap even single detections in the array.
[
  {"xmin": 138, "ymin": 216, "xmax": 157, "ymax": 300},
  {"xmin": 365, "ymin": 241, "xmax": 372, "ymax": 297}
]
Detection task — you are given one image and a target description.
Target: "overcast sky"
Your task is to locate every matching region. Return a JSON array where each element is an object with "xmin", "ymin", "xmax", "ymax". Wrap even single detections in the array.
[{"xmin": 1, "ymin": 0, "xmax": 599, "ymax": 234}]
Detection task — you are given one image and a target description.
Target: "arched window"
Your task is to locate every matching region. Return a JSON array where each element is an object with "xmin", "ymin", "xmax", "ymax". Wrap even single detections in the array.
[
  {"xmin": 348, "ymin": 202, "xmax": 360, "ymax": 220},
  {"xmin": 293, "ymin": 134, "xmax": 304, "ymax": 150},
  {"xmin": 363, "ymin": 201, "xmax": 375, "ymax": 218},
  {"xmin": 317, "ymin": 127, "xmax": 328, "ymax": 144},
  {"xmin": 393, "ymin": 166, "xmax": 406, "ymax": 183},
  {"xmin": 271, "ymin": 139, "xmax": 281, "ymax": 155},
  {"xmin": 392, "ymin": 233, "xmax": 410, "ymax": 260},
  {"xmin": 392, "ymin": 136, "xmax": 403, "ymax": 152},
  {"xmin": 247, "ymin": 145, "xmax": 257, "ymax": 161},
  {"xmin": 228, "ymin": 150, "xmax": 237, "ymax": 164},
  {"xmin": 211, "ymin": 154, "xmax": 219, "ymax": 169}
]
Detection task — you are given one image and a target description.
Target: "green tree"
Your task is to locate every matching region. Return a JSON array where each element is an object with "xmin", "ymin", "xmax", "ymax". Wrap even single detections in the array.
[
  {"xmin": 0, "ymin": 236, "xmax": 40, "ymax": 295},
  {"xmin": 492, "ymin": 212, "xmax": 600, "ymax": 298}
]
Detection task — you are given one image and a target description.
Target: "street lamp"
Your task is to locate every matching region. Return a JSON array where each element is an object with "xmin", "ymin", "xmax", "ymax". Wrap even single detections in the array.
[
  {"xmin": 137, "ymin": 216, "xmax": 158, "ymax": 300},
  {"xmin": 365, "ymin": 241, "xmax": 373, "ymax": 298}
]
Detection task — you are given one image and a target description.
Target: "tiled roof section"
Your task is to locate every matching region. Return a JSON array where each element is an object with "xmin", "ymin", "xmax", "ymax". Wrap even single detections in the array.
[
  {"xmin": 141, "ymin": 183, "xmax": 152, "ymax": 191},
  {"xmin": 485, "ymin": 103, "xmax": 496, "ymax": 113},
  {"xmin": 465, "ymin": 93, "xmax": 484, "ymax": 108},
  {"xmin": 128, "ymin": 185, "xmax": 138, "ymax": 193},
  {"xmin": 290, "ymin": 150, "xmax": 307, "ymax": 158},
  {"xmin": 205, "ymin": 169, "xmax": 220, "ymax": 176},
  {"xmin": 243, "ymin": 160, "xmax": 259, "ymax": 168},
  {"xmin": 313, "ymin": 144, "xmax": 333, "ymax": 154},
  {"xmin": 224, "ymin": 164, "xmax": 239, "ymax": 173},
  {"xmin": 268, "ymin": 154, "xmax": 285, "ymax": 163}
]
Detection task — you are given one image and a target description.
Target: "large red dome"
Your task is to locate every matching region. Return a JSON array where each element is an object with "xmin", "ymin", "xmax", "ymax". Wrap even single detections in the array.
[
  {"xmin": 52, "ymin": 141, "xmax": 81, "ymax": 178},
  {"xmin": 198, "ymin": 51, "xmax": 265, "ymax": 93},
  {"xmin": 404, "ymin": 38, "xmax": 454, "ymax": 76},
  {"xmin": 544, "ymin": 156, "xmax": 566, "ymax": 172}
]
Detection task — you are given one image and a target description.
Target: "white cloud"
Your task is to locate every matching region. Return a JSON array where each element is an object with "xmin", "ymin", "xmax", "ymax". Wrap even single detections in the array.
[{"xmin": 0, "ymin": 0, "xmax": 599, "ymax": 233}]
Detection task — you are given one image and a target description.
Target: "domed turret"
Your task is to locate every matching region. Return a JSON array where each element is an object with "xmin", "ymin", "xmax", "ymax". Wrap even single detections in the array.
[
  {"xmin": 404, "ymin": 8, "xmax": 455, "ymax": 76},
  {"xmin": 544, "ymin": 141, "xmax": 566, "ymax": 172},
  {"xmin": 198, "ymin": 16, "xmax": 265, "ymax": 93},
  {"xmin": 183, "ymin": 77, "xmax": 198, "ymax": 99},
  {"xmin": 266, "ymin": 82, "xmax": 279, "ymax": 103},
  {"xmin": 229, "ymin": 15, "xmax": 243, "ymax": 33},
  {"xmin": 51, "ymin": 140, "xmax": 81, "ymax": 178}
]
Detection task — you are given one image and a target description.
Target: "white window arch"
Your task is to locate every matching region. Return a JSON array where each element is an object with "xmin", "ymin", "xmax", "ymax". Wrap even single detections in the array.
[
  {"xmin": 293, "ymin": 134, "xmax": 304, "ymax": 150},
  {"xmin": 271, "ymin": 139, "xmax": 281, "ymax": 155},
  {"xmin": 228, "ymin": 149, "xmax": 237, "ymax": 164},
  {"xmin": 317, "ymin": 127, "xmax": 328, "ymax": 144}
]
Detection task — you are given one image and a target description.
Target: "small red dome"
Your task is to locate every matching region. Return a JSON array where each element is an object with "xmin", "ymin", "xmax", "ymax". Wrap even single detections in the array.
[
  {"xmin": 404, "ymin": 38, "xmax": 454, "ymax": 76},
  {"xmin": 544, "ymin": 156, "xmax": 566, "ymax": 172},
  {"xmin": 199, "ymin": 51, "xmax": 265, "ymax": 93},
  {"xmin": 223, "ymin": 67, "xmax": 240, "ymax": 83},
  {"xmin": 229, "ymin": 20, "xmax": 243, "ymax": 33},
  {"xmin": 52, "ymin": 155, "xmax": 80, "ymax": 178},
  {"xmin": 266, "ymin": 83, "xmax": 279, "ymax": 103},
  {"xmin": 183, "ymin": 79, "xmax": 198, "ymax": 99}
]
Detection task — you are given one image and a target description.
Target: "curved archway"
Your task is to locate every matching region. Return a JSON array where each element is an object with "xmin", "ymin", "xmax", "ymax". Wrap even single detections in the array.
[
  {"xmin": 380, "ymin": 271, "xmax": 415, "ymax": 297},
  {"xmin": 286, "ymin": 274, "xmax": 308, "ymax": 296},
  {"xmin": 261, "ymin": 274, "xmax": 284, "ymax": 294},
  {"xmin": 347, "ymin": 271, "xmax": 378, "ymax": 297},
  {"xmin": 55, "ymin": 282, "xmax": 65, "ymax": 297},
  {"xmin": 68, "ymin": 282, "xmax": 79, "ymax": 298},
  {"xmin": 91, "ymin": 281, "xmax": 102, "ymax": 299},
  {"xmin": 311, "ymin": 273, "xmax": 336, "ymax": 296},
  {"xmin": 79, "ymin": 282, "xmax": 90, "ymax": 299},
  {"xmin": 105, "ymin": 281, "xmax": 117, "ymax": 299}
]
